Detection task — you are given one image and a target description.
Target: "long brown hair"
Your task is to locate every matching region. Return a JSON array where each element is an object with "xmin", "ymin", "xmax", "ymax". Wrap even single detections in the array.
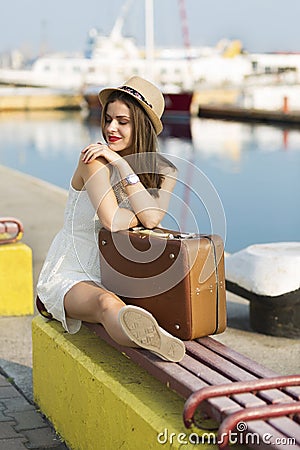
[{"xmin": 101, "ymin": 91, "xmax": 175, "ymax": 195}]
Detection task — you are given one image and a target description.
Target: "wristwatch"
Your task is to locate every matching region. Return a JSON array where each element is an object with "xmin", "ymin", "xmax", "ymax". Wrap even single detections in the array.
[{"xmin": 122, "ymin": 173, "xmax": 140, "ymax": 187}]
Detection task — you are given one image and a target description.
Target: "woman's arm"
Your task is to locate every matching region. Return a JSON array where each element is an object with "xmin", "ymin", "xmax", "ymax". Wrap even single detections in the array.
[
  {"xmin": 81, "ymin": 143, "xmax": 177, "ymax": 229},
  {"xmin": 116, "ymin": 158, "xmax": 177, "ymax": 228},
  {"xmin": 75, "ymin": 155, "xmax": 139, "ymax": 231}
]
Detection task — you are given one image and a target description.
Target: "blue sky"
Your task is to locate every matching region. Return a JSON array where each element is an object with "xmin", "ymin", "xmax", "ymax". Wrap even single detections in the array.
[{"xmin": 1, "ymin": 0, "xmax": 300, "ymax": 57}]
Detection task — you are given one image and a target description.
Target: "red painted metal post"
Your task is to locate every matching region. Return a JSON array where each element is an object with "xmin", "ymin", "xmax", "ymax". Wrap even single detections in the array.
[{"xmin": 283, "ymin": 96, "xmax": 289, "ymax": 113}]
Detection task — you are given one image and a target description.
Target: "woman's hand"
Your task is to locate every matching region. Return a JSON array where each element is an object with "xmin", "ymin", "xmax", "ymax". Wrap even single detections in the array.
[{"xmin": 81, "ymin": 142, "xmax": 122, "ymax": 165}]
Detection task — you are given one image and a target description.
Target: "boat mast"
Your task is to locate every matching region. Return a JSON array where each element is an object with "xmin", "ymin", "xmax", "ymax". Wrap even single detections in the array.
[
  {"xmin": 178, "ymin": 0, "xmax": 193, "ymax": 89},
  {"xmin": 110, "ymin": 0, "xmax": 133, "ymax": 41},
  {"xmin": 145, "ymin": 0, "xmax": 155, "ymax": 81},
  {"xmin": 178, "ymin": 0, "xmax": 191, "ymax": 55}
]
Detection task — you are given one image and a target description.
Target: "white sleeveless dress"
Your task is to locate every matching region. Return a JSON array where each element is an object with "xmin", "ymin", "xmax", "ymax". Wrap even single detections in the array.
[{"xmin": 37, "ymin": 173, "xmax": 131, "ymax": 334}]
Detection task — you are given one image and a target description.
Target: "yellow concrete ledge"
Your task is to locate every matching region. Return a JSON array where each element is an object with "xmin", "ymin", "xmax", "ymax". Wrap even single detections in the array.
[
  {"xmin": 32, "ymin": 316, "xmax": 217, "ymax": 450},
  {"xmin": 0, "ymin": 242, "xmax": 33, "ymax": 315}
]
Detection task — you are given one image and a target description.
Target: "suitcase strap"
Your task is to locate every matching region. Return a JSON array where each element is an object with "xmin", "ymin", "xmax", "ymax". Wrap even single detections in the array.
[{"xmin": 202, "ymin": 235, "xmax": 221, "ymax": 334}]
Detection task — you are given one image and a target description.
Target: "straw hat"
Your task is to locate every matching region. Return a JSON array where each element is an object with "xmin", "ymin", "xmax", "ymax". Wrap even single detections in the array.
[{"xmin": 98, "ymin": 76, "xmax": 164, "ymax": 135}]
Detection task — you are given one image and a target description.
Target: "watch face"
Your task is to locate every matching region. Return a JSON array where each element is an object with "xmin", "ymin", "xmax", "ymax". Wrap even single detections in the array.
[
  {"xmin": 127, "ymin": 174, "xmax": 140, "ymax": 184},
  {"xmin": 122, "ymin": 173, "xmax": 140, "ymax": 187}
]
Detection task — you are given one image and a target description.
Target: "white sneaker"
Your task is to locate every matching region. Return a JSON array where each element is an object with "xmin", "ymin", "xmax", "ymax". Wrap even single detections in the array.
[{"xmin": 119, "ymin": 305, "xmax": 185, "ymax": 362}]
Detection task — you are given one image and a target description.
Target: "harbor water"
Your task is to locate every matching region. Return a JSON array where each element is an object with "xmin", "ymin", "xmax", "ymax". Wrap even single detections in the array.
[{"xmin": 0, "ymin": 110, "xmax": 299, "ymax": 253}]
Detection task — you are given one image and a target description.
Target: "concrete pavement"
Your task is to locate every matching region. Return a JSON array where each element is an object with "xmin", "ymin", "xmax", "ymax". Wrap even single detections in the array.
[
  {"xmin": 0, "ymin": 163, "xmax": 299, "ymax": 447},
  {"xmin": 0, "ymin": 371, "xmax": 68, "ymax": 449}
]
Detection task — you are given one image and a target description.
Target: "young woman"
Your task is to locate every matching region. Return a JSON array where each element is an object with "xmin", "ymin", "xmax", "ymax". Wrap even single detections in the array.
[{"xmin": 37, "ymin": 76, "xmax": 185, "ymax": 362}]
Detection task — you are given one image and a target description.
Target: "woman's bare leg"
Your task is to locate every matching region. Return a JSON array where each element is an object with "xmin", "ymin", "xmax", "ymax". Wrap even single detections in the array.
[
  {"xmin": 64, "ymin": 281, "xmax": 135, "ymax": 346},
  {"xmin": 64, "ymin": 280, "xmax": 185, "ymax": 362}
]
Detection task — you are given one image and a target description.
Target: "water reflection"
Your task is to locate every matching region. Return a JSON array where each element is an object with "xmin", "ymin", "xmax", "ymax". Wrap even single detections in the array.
[
  {"xmin": 0, "ymin": 111, "xmax": 93, "ymax": 158},
  {"xmin": 0, "ymin": 111, "xmax": 299, "ymax": 252}
]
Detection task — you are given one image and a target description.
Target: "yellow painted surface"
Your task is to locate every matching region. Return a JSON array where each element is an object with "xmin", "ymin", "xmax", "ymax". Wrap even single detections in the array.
[
  {"xmin": 0, "ymin": 242, "xmax": 33, "ymax": 315},
  {"xmin": 32, "ymin": 317, "xmax": 218, "ymax": 450},
  {"xmin": 222, "ymin": 40, "xmax": 243, "ymax": 58},
  {"xmin": 192, "ymin": 89, "xmax": 240, "ymax": 112},
  {"xmin": 0, "ymin": 94, "xmax": 83, "ymax": 111}
]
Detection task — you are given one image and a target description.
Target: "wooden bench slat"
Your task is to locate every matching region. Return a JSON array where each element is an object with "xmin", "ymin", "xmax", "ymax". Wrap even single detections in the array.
[
  {"xmin": 182, "ymin": 355, "xmax": 254, "ymax": 415},
  {"xmin": 186, "ymin": 340, "xmax": 295, "ymax": 406},
  {"xmin": 198, "ymin": 337, "xmax": 300, "ymax": 400},
  {"xmin": 187, "ymin": 341, "xmax": 285, "ymax": 407},
  {"xmin": 181, "ymin": 355, "xmax": 265, "ymax": 408},
  {"xmin": 187, "ymin": 340, "xmax": 261, "ymax": 381},
  {"xmin": 197, "ymin": 336, "xmax": 278, "ymax": 377},
  {"xmin": 268, "ymin": 417, "xmax": 300, "ymax": 444}
]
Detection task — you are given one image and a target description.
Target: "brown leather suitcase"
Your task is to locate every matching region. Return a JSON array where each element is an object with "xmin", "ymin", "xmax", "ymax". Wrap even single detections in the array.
[{"xmin": 99, "ymin": 227, "xmax": 226, "ymax": 340}]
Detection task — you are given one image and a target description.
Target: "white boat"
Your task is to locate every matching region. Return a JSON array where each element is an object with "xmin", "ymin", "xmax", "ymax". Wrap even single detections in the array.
[
  {"xmin": 0, "ymin": 0, "xmax": 197, "ymax": 117},
  {"xmin": 2, "ymin": 0, "xmax": 300, "ymax": 116},
  {"xmin": 0, "ymin": 1, "xmax": 252, "ymax": 93}
]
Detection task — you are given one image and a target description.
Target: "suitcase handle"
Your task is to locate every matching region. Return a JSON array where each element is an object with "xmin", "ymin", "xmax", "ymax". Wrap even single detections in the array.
[
  {"xmin": 138, "ymin": 229, "xmax": 173, "ymax": 238},
  {"xmin": 130, "ymin": 227, "xmax": 196, "ymax": 240}
]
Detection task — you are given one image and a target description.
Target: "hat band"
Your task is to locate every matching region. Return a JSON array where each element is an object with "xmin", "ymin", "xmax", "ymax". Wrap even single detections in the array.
[{"xmin": 119, "ymin": 85, "xmax": 153, "ymax": 109}]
